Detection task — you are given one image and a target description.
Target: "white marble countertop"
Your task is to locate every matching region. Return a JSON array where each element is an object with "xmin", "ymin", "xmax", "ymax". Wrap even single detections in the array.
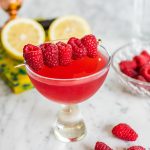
[
  {"xmin": 0, "ymin": 0, "xmax": 150, "ymax": 149},
  {"xmin": 0, "ymin": 39, "xmax": 150, "ymax": 150}
]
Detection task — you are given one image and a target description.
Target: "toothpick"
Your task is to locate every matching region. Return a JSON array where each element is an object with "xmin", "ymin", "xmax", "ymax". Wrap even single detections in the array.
[{"xmin": 14, "ymin": 64, "xmax": 25, "ymax": 68}]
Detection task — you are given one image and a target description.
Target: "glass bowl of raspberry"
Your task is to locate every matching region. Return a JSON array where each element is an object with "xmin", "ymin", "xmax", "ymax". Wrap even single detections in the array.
[{"xmin": 112, "ymin": 40, "xmax": 150, "ymax": 96}]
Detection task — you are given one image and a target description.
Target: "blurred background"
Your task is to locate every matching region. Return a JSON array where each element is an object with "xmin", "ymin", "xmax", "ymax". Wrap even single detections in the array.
[{"xmin": 0, "ymin": 0, "xmax": 135, "ymax": 44}]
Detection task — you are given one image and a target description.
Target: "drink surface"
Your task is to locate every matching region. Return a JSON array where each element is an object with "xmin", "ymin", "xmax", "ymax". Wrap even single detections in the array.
[
  {"xmin": 36, "ymin": 52, "xmax": 107, "ymax": 79},
  {"xmin": 29, "ymin": 52, "xmax": 109, "ymax": 104}
]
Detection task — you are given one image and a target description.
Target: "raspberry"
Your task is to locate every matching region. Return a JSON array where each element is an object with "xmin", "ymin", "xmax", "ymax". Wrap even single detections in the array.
[
  {"xmin": 119, "ymin": 60, "xmax": 137, "ymax": 71},
  {"xmin": 112, "ymin": 123, "xmax": 138, "ymax": 141},
  {"xmin": 140, "ymin": 64, "xmax": 150, "ymax": 82},
  {"xmin": 81, "ymin": 34, "xmax": 98, "ymax": 58},
  {"xmin": 133, "ymin": 55, "xmax": 149, "ymax": 68},
  {"xmin": 95, "ymin": 142, "xmax": 112, "ymax": 150},
  {"xmin": 57, "ymin": 42, "xmax": 72, "ymax": 66},
  {"xmin": 121, "ymin": 68, "xmax": 138, "ymax": 78},
  {"xmin": 40, "ymin": 43, "xmax": 59, "ymax": 67},
  {"xmin": 141, "ymin": 50, "xmax": 150, "ymax": 60},
  {"xmin": 68, "ymin": 37, "xmax": 87, "ymax": 59},
  {"xmin": 135, "ymin": 75, "xmax": 147, "ymax": 82},
  {"xmin": 23, "ymin": 44, "xmax": 44, "ymax": 71},
  {"xmin": 119, "ymin": 60, "xmax": 138, "ymax": 77},
  {"xmin": 127, "ymin": 146, "xmax": 145, "ymax": 150}
]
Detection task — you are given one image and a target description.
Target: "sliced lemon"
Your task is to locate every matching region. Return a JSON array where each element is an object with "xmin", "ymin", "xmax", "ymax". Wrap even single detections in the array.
[
  {"xmin": 48, "ymin": 15, "xmax": 91, "ymax": 41},
  {"xmin": 1, "ymin": 18, "xmax": 45, "ymax": 60}
]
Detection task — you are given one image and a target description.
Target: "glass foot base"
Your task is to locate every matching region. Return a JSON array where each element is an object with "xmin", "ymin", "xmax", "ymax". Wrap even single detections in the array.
[
  {"xmin": 54, "ymin": 120, "xmax": 86, "ymax": 142},
  {"xmin": 54, "ymin": 105, "xmax": 86, "ymax": 142}
]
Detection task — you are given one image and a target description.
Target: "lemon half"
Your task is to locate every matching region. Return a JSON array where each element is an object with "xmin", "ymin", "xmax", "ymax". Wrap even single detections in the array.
[
  {"xmin": 48, "ymin": 15, "xmax": 91, "ymax": 41},
  {"xmin": 1, "ymin": 18, "xmax": 45, "ymax": 60}
]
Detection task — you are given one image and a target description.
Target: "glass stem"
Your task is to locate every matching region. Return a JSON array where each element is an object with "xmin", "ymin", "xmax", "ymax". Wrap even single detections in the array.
[
  {"xmin": 54, "ymin": 104, "xmax": 86, "ymax": 142},
  {"xmin": 58, "ymin": 105, "xmax": 82, "ymax": 124},
  {"xmin": 9, "ymin": 10, "xmax": 17, "ymax": 20}
]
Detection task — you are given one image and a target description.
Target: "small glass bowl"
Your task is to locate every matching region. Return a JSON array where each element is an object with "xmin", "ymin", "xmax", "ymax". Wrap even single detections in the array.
[{"xmin": 112, "ymin": 40, "xmax": 150, "ymax": 96}]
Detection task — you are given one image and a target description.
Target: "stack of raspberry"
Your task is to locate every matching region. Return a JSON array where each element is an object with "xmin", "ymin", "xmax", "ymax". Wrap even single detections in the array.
[
  {"xmin": 119, "ymin": 50, "xmax": 150, "ymax": 82},
  {"xmin": 23, "ymin": 34, "xmax": 98, "ymax": 71}
]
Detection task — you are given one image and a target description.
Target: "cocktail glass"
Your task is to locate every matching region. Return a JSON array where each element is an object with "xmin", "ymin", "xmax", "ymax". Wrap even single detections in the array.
[{"xmin": 25, "ymin": 45, "xmax": 111, "ymax": 142}]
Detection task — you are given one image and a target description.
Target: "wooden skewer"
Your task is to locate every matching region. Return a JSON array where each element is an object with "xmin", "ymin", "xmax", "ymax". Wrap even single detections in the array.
[
  {"xmin": 98, "ymin": 39, "xmax": 102, "ymax": 42},
  {"xmin": 14, "ymin": 64, "xmax": 25, "ymax": 68}
]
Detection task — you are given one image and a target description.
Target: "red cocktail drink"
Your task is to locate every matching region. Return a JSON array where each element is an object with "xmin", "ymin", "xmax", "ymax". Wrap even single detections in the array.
[
  {"xmin": 24, "ymin": 34, "xmax": 110, "ymax": 143},
  {"xmin": 26, "ymin": 49, "xmax": 109, "ymax": 104}
]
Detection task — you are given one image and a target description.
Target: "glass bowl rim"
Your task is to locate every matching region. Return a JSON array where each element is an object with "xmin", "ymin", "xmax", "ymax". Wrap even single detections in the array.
[
  {"xmin": 25, "ymin": 45, "xmax": 111, "ymax": 82},
  {"xmin": 112, "ymin": 42, "xmax": 150, "ymax": 87}
]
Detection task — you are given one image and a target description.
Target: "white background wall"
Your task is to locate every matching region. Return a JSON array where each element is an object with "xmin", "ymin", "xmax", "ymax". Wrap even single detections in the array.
[{"xmin": 0, "ymin": 0, "xmax": 150, "ymax": 42}]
